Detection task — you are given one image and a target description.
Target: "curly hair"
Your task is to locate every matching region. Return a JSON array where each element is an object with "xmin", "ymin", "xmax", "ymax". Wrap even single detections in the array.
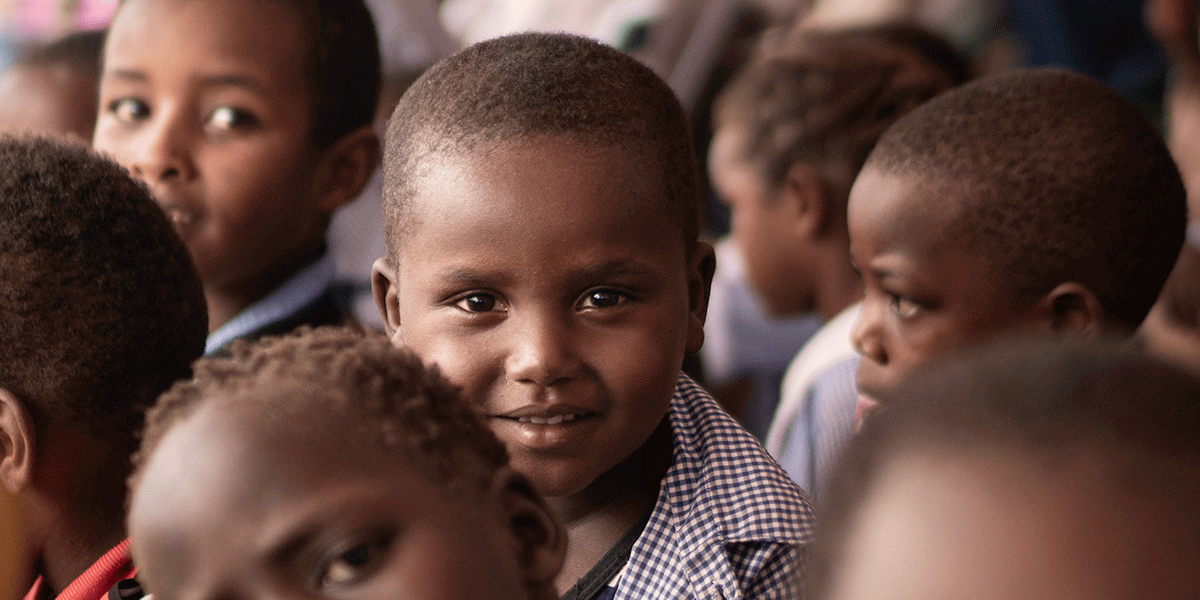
[
  {"xmin": 865, "ymin": 68, "xmax": 1186, "ymax": 328},
  {"xmin": 134, "ymin": 326, "xmax": 510, "ymax": 497},
  {"xmin": 809, "ymin": 339, "xmax": 1200, "ymax": 597},
  {"xmin": 0, "ymin": 134, "xmax": 206, "ymax": 437},
  {"xmin": 112, "ymin": 0, "xmax": 379, "ymax": 149},
  {"xmin": 383, "ymin": 32, "xmax": 698, "ymax": 261}
]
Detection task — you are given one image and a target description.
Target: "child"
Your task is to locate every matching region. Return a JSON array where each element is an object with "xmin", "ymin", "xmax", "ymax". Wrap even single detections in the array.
[
  {"xmin": 808, "ymin": 339, "xmax": 1200, "ymax": 599},
  {"xmin": 373, "ymin": 33, "xmax": 816, "ymax": 600},
  {"xmin": 127, "ymin": 327, "xmax": 566, "ymax": 600},
  {"xmin": 708, "ymin": 24, "xmax": 968, "ymax": 498},
  {"xmin": 0, "ymin": 136, "xmax": 207, "ymax": 600},
  {"xmin": 849, "ymin": 68, "xmax": 1187, "ymax": 414},
  {"xmin": 92, "ymin": 0, "xmax": 381, "ymax": 355},
  {"xmin": 0, "ymin": 30, "xmax": 104, "ymax": 139}
]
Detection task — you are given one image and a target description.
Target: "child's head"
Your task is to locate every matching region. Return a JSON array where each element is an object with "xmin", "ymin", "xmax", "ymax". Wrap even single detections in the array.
[
  {"xmin": 849, "ymin": 68, "xmax": 1187, "ymax": 406},
  {"xmin": 710, "ymin": 25, "xmax": 967, "ymax": 315},
  {"xmin": 374, "ymin": 33, "xmax": 712, "ymax": 499},
  {"xmin": 0, "ymin": 30, "xmax": 104, "ymax": 140},
  {"xmin": 93, "ymin": 0, "xmax": 381, "ymax": 324},
  {"xmin": 810, "ymin": 340, "xmax": 1200, "ymax": 600},
  {"xmin": 128, "ymin": 327, "xmax": 565, "ymax": 600},
  {"xmin": 0, "ymin": 134, "xmax": 206, "ymax": 530}
]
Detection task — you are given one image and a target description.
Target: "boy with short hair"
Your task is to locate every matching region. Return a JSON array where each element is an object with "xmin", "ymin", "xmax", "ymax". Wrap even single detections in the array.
[
  {"xmin": 0, "ymin": 30, "xmax": 105, "ymax": 139},
  {"xmin": 809, "ymin": 339, "xmax": 1200, "ymax": 600},
  {"xmin": 0, "ymin": 135, "xmax": 207, "ymax": 600},
  {"xmin": 92, "ymin": 0, "xmax": 382, "ymax": 355},
  {"xmin": 128, "ymin": 327, "xmax": 567, "ymax": 600},
  {"xmin": 850, "ymin": 68, "xmax": 1187, "ymax": 414},
  {"xmin": 373, "ymin": 32, "xmax": 815, "ymax": 600}
]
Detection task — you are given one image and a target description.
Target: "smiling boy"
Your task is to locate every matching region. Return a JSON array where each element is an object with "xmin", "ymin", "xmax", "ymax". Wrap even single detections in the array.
[
  {"xmin": 93, "ymin": 0, "xmax": 380, "ymax": 354},
  {"xmin": 848, "ymin": 68, "xmax": 1187, "ymax": 414},
  {"xmin": 374, "ymin": 33, "xmax": 815, "ymax": 600}
]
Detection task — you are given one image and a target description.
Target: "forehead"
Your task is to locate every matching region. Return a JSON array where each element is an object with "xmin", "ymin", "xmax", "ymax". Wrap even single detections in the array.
[
  {"xmin": 107, "ymin": 0, "xmax": 309, "ymax": 87},
  {"xmin": 847, "ymin": 167, "xmax": 963, "ymax": 254}
]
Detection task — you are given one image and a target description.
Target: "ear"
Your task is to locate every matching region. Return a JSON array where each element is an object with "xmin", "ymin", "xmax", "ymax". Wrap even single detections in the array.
[
  {"xmin": 312, "ymin": 126, "xmax": 382, "ymax": 214},
  {"xmin": 1036, "ymin": 282, "xmax": 1106, "ymax": 338},
  {"xmin": 780, "ymin": 163, "xmax": 832, "ymax": 238},
  {"xmin": 685, "ymin": 241, "xmax": 717, "ymax": 355},
  {"xmin": 0, "ymin": 389, "xmax": 34, "ymax": 494},
  {"xmin": 490, "ymin": 468, "xmax": 566, "ymax": 595},
  {"xmin": 371, "ymin": 257, "xmax": 403, "ymax": 342}
]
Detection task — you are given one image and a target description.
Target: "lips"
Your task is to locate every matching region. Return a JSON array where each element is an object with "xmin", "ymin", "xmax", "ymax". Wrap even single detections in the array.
[{"xmin": 490, "ymin": 404, "xmax": 600, "ymax": 450}]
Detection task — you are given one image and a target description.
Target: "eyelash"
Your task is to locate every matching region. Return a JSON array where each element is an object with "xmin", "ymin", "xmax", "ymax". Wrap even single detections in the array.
[
  {"xmin": 888, "ymin": 292, "xmax": 922, "ymax": 319},
  {"xmin": 316, "ymin": 536, "xmax": 390, "ymax": 589},
  {"xmin": 104, "ymin": 98, "xmax": 259, "ymax": 132},
  {"xmin": 448, "ymin": 288, "xmax": 632, "ymax": 314},
  {"xmin": 108, "ymin": 97, "xmax": 149, "ymax": 122}
]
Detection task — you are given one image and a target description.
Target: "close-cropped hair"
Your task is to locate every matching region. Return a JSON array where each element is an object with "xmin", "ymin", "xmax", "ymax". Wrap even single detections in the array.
[
  {"xmin": 134, "ymin": 326, "xmax": 510, "ymax": 496},
  {"xmin": 383, "ymin": 32, "xmax": 699, "ymax": 260},
  {"xmin": 0, "ymin": 135, "xmax": 206, "ymax": 437},
  {"xmin": 809, "ymin": 339, "xmax": 1200, "ymax": 598},
  {"xmin": 866, "ymin": 68, "xmax": 1186, "ymax": 328},
  {"xmin": 112, "ymin": 0, "xmax": 380, "ymax": 148},
  {"xmin": 715, "ymin": 24, "xmax": 968, "ymax": 196}
]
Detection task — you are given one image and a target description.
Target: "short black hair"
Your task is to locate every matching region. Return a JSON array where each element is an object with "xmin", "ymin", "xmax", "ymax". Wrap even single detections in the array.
[
  {"xmin": 0, "ymin": 135, "xmax": 207, "ymax": 438},
  {"xmin": 383, "ymin": 32, "xmax": 698, "ymax": 261},
  {"xmin": 810, "ymin": 338, "xmax": 1200, "ymax": 597},
  {"xmin": 111, "ymin": 0, "xmax": 380, "ymax": 148},
  {"xmin": 19, "ymin": 29, "xmax": 106, "ymax": 74},
  {"xmin": 865, "ymin": 68, "xmax": 1186, "ymax": 328},
  {"xmin": 715, "ymin": 24, "xmax": 967, "ymax": 200},
  {"xmin": 134, "ymin": 326, "xmax": 510, "ymax": 496}
]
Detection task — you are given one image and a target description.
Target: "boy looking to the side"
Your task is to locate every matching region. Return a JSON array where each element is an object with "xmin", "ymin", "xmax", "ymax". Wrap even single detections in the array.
[
  {"xmin": 0, "ymin": 136, "xmax": 207, "ymax": 600},
  {"xmin": 374, "ymin": 33, "xmax": 815, "ymax": 600},
  {"xmin": 850, "ymin": 68, "xmax": 1187, "ymax": 415},
  {"xmin": 93, "ymin": 0, "xmax": 381, "ymax": 355},
  {"xmin": 128, "ymin": 327, "xmax": 567, "ymax": 600},
  {"xmin": 809, "ymin": 340, "xmax": 1200, "ymax": 600}
]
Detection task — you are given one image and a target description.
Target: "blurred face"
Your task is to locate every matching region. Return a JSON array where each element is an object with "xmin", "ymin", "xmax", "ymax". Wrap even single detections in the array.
[
  {"xmin": 0, "ymin": 65, "xmax": 98, "ymax": 140},
  {"xmin": 378, "ymin": 137, "xmax": 711, "ymax": 499},
  {"xmin": 130, "ymin": 400, "xmax": 561, "ymax": 600},
  {"xmin": 823, "ymin": 448, "xmax": 1200, "ymax": 600},
  {"xmin": 709, "ymin": 126, "xmax": 814, "ymax": 316},
  {"xmin": 848, "ymin": 168, "xmax": 1040, "ymax": 411},
  {"xmin": 94, "ymin": 0, "xmax": 327, "ymax": 295}
]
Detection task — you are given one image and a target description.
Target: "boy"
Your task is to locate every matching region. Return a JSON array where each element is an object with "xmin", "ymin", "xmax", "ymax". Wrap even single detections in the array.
[
  {"xmin": 850, "ymin": 68, "xmax": 1187, "ymax": 414},
  {"xmin": 0, "ymin": 136, "xmax": 207, "ymax": 600},
  {"xmin": 92, "ymin": 0, "xmax": 381, "ymax": 355},
  {"xmin": 128, "ymin": 327, "xmax": 566, "ymax": 600},
  {"xmin": 373, "ymin": 33, "xmax": 815, "ymax": 600},
  {"xmin": 708, "ymin": 25, "xmax": 967, "ymax": 498},
  {"xmin": 0, "ymin": 30, "xmax": 104, "ymax": 139},
  {"xmin": 809, "ymin": 340, "xmax": 1200, "ymax": 599}
]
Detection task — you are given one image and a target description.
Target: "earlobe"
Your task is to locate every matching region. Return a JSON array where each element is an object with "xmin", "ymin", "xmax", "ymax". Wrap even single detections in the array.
[
  {"xmin": 0, "ymin": 389, "xmax": 34, "ymax": 494},
  {"xmin": 491, "ymin": 468, "xmax": 566, "ymax": 592},
  {"xmin": 371, "ymin": 257, "xmax": 403, "ymax": 341},
  {"xmin": 314, "ymin": 126, "xmax": 382, "ymax": 214},
  {"xmin": 1040, "ymin": 282, "xmax": 1105, "ymax": 338},
  {"xmin": 685, "ymin": 241, "xmax": 717, "ymax": 355}
]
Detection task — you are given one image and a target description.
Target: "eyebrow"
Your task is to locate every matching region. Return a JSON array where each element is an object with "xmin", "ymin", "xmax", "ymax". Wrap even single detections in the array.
[
  {"xmin": 101, "ymin": 69, "xmax": 269, "ymax": 93},
  {"xmin": 432, "ymin": 258, "xmax": 664, "ymax": 288}
]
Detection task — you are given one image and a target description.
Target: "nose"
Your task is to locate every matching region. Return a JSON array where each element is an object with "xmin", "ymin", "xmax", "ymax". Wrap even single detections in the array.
[
  {"xmin": 851, "ymin": 301, "xmax": 888, "ymax": 366},
  {"xmin": 128, "ymin": 107, "xmax": 194, "ymax": 184},
  {"xmin": 504, "ymin": 312, "xmax": 584, "ymax": 387}
]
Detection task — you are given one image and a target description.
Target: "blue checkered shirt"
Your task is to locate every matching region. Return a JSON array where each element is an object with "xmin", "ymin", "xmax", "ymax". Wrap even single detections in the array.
[{"xmin": 615, "ymin": 375, "xmax": 816, "ymax": 600}]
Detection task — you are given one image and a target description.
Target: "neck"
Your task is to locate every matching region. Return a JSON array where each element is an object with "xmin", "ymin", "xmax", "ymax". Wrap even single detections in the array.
[
  {"xmin": 549, "ymin": 417, "xmax": 672, "ymax": 592},
  {"xmin": 812, "ymin": 240, "xmax": 862, "ymax": 321},
  {"xmin": 204, "ymin": 243, "xmax": 324, "ymax": 333}
]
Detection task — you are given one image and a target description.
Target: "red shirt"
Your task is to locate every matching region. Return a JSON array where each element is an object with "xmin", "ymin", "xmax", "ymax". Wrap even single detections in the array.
[{"xmin": 24, "ymin": 541, "xmax": 137, "ymax": 600}]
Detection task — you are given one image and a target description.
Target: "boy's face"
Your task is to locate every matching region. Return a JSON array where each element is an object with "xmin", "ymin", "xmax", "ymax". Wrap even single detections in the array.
[
  {"xmin": 94, "ymin": 0, "xmax": 328, "ymax": 292},
  {"xmin": 824, "ymin": 448, "xmax": 1200, "ymax": 600},
  {"xmin": 375, "ymin": 137, "xmax": 711, "ymax": 499},
  {"xmin": 847, "ymin": 168, "xmax": 1042, "ymax": 409},
  {"xmin": 130, "ymin": 400, "xmax": 563, "ymax": 600}
]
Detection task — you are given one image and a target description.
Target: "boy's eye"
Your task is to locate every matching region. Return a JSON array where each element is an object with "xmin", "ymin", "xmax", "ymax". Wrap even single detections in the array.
[
  {"xmin": 205, "ymin": 106, "xmax": 258, "ymax": 131},
  {"xmin": 454, "ymin": 292, "xmax": 501, "ymax": 313},
  {"xmin": 579, "ymin": 289, "xmax": 627, "ymax": 309},
  {"xmin": 317, "ymin": 540, "xmax": 385, "ymax": 588},
  {"xmin": 889, "ymin": 294, "xmax": 922, "ymax": 319},
  {"xmin": 108, "ymin": 98, "xmax": 150, "ymax": 123}
]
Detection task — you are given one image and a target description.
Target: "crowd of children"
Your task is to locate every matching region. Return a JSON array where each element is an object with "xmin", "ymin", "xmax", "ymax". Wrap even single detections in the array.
[{"xmin": 0, "ymin": 0, "xmax": 1198, "ymax": 599}]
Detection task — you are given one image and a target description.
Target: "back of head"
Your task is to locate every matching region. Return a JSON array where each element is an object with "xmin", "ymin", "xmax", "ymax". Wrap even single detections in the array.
[
  {"xmin": 715, "ymin": 24, "xmax": 968, "ymax": 195},
  {"xmin": 0, "ymin": 135, "xmax": 206, "ymax": 439},
  {"xmin": 383, "ymin": 32, "xmax": 697, "ymax": 258},
  {"xmin": 812, "ymin": 339, "xmax": 1200, "ymax": 598},
  {"xmin": 866, "ymin": 68, "xmax": 1187, "ymax": 328}
]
